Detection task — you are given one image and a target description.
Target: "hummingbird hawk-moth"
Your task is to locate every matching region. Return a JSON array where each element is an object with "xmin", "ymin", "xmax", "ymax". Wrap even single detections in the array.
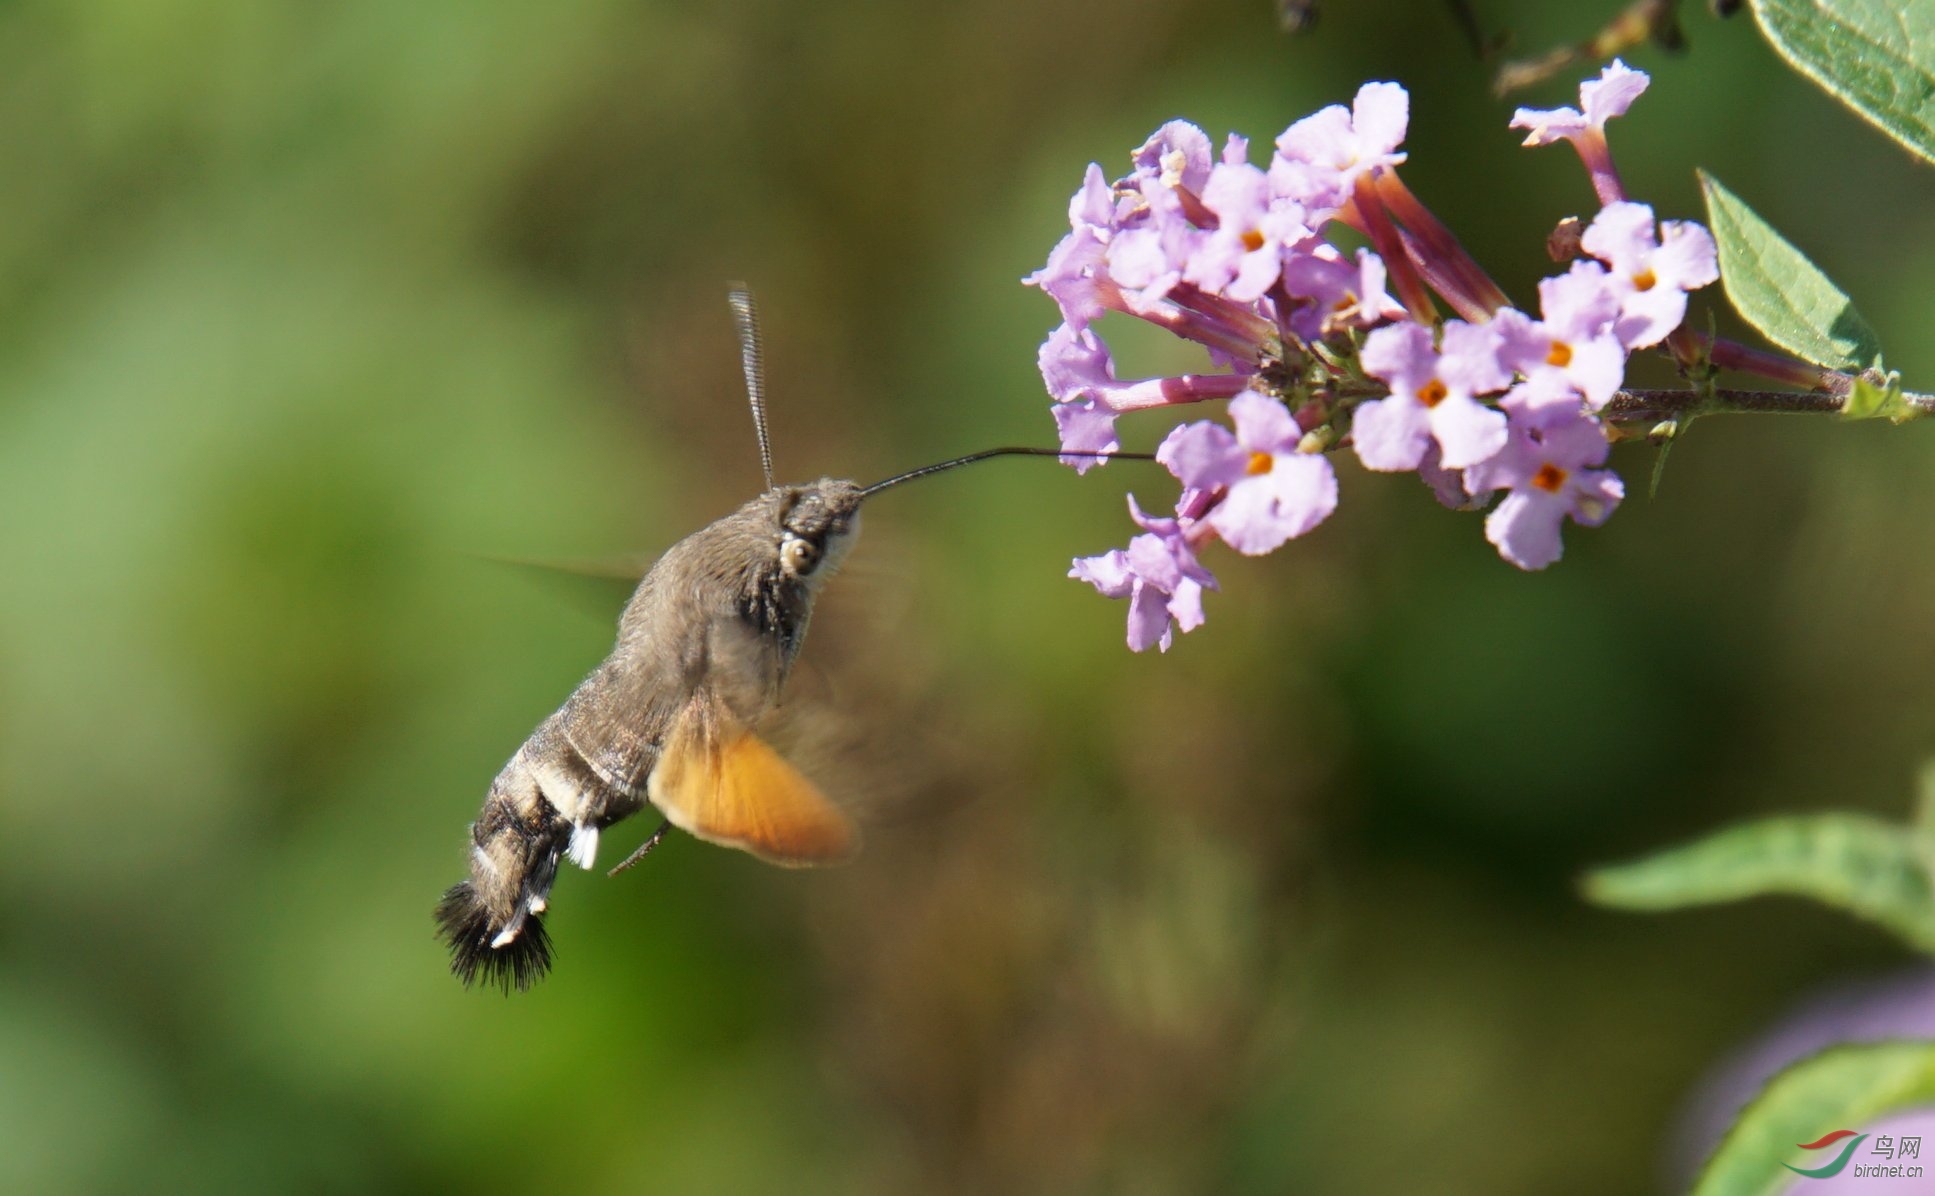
[{"xmin": 435, "ymin": 289, "xmax": 1140, "ymax": 990}]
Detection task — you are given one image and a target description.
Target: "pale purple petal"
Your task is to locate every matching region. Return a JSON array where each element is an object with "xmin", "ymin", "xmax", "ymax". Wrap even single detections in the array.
[
  {"xmin": 1427, "ymin": 393, "xmax": 1509, "ymax": 469},
  {"xmin": 1124, "ymin": 529, "xmax": 1183, "ymax": 593},
  {"xmin": 1157, "ymin": 419, "xmax": 1243, "ymax": 490},
  {"xmin": 1510, "ymin": 104, "xmax": 1588, "ymax": 148},
  {"xmin": 1070, "ymin": 163, "xmax": 1116, "ymax": 232},
  {"xmin": 1360, "ymin": 320, "xmax": 1435, "ymax": 395},
  {"xmin": 1565, "ymin": 337, "xmax": 1627, "ymax": 408},
  {"xmin": 1486, "ymin": 491, "xmax": 1568, "ymax": 570},
  {"xmin": 1655, "ymin": 219, "xmax": 1719, "ymax": 290},
  {"xmin": 1579, "ymin": 60, "xmax": 1649, "ymax": 126},
  {"xmin": 1417, "ymin": 443, "xmax": 1471, "ymax": 509},
  {"xmin": 1539, "ymin": 260, "xmax": 1622, "ymax": 339},
  {"xmin": 1126, "ymin": 583, "xmax": 1174, "ymax": 651},
  {"xmin": 1350, "ymin": 82, "xmax": 1410, "ymax": 157},
  {"xmin": 1580, "ymin": 201, "xmax": 1657, "ymax": 275},
  {"xmin": 1569, "ymin": 469, "xmax": 1624, "ymax": 527},
  {"xmin": 1270, "ymin": 82, "xmax": 1409, "ymax": 215},
  {"xmin": 1511, "ymin": 59, "xmax": 1648, "ymax": 147},
  {"xmin": 1351, "ymin": 395, "xmax": 1431, "ymax": 471},
  {"xmin": 1207, "ymin": 453, "xmax": 1338, "ymax": 554},
  {"xmin": 1128, "ymin": 495, "xmax": 1216, "ymax": 587},
  {"xmin": 1132, "ymin": 121, "xmax": 1214, "ymax": 194},
  {"xmin": 1107, "ymin": 226, "xmax": 1180, "ymax": 296},
  {"xmin": 1038, "ymin": 322, "xmax": 1113, "ymax": 401},
  {"xmin": 1167, "ymin": 577, "xmax": 1207, "ymax": 635},
  {"xmin": 1023, "ymin": 230, "xmax": 1109, "ymax": 332},
  {"xmin": 1614, "ymin": 287, "xmax": 1690, "ymax": 349},
  {"xmin": 1229, "ymin": 389, "xmax": 1299, "ymax": 453},
  {"xmin": 1052, "ymin": 399, "xmax": 1120, "ymax": 471},
  {"xmin": 1070, "ymin": 548, "xmax": 1133, "ymax": 598},
  {"xmin": 1436, "ymin": 320, "xmax": 1512, "ymax": 396}
]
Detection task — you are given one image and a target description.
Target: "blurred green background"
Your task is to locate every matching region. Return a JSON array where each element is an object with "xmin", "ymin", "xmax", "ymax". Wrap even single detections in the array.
[{"xmin": 2, "ymin": 1, "xmax": 1931, "ymax": 1192}]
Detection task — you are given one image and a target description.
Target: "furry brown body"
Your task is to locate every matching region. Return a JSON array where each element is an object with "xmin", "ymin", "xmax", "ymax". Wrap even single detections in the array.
[{"xmin": 435, "ymin": 479, "xmax": 863, "ymax": 990}]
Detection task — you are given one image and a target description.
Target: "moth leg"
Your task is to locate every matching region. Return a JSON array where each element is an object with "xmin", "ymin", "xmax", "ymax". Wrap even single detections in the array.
[{"xmin": 608, "ymin": 819, "xmax": 674, "ymax": 877}]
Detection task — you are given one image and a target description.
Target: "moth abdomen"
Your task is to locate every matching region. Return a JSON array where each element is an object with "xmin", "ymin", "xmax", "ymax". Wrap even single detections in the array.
[{"xmin": 435, "ymin": 724, "xmax": 648, "ymax": 991}]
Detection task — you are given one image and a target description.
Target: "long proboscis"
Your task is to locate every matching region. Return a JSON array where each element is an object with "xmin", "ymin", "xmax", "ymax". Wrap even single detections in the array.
[{"xmin": 859, "ymin": 448, "xmax": 1155, "ymax": 499}]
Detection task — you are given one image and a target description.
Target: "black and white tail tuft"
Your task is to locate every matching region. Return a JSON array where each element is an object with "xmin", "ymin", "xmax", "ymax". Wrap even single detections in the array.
[
  {"xmin": 434, "ymin": 880, "xmax": 555, "ymax": 992},
  {"xmin": 434, "ymin": 768, "xmax": 572, "ymax": 992}
]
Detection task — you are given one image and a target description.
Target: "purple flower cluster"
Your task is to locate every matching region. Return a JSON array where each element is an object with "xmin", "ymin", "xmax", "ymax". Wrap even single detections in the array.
[{"xmin": 1027, "ymin": 62, "xmax": 1719, "ymax": 650}]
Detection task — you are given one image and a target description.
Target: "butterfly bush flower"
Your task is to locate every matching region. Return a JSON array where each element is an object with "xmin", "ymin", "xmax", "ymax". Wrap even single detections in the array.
[
  {"xmin": 1464, "ymin": 383, "xmax": 1625, "ymax": 570},
  {"xmin": 1028, "ymin": 66, "xmax": 1719, "ymax": 647},
  {"xmin": 1069, "ymin": 497, "xmax": 1217, "ymax": 652},
  {"xmin": 1270, "ymin": 81, "xmax": 1410, "ymax": 218},
  {"xmin": 1157, "ymin": 390, "xmax": 1338, "ymax": 555},
  {"xmin": 1356, "ymin": 319, "xmax": 1511, "ymax": 470},
  {"xmin": 1280, "ymin": 246, "xmax": 1406, "ymax": 341},
  {"xmin": 1490, "ymin": 261, "xmax": 1628, "ymax": 410},
  {"xmin": 1510, "ymin": 59, "xmax": 1649, "ymax": 205},
  {"xmin": 1579, "ymin": 201, "xmax": 1720, "ymax": 349}
]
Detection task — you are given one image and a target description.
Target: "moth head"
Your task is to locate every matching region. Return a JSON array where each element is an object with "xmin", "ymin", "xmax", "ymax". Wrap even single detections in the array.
[{"xmin": 772, "ymin": 478, "xmax": 863, "ymax": 584}]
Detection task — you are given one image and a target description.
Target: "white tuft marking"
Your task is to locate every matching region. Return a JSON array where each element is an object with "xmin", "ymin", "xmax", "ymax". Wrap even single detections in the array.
[
  {"xmin": 527, "ymin": 893, "xmax": 547, "ymax": 914},
  {"xmin": 491, "ymin": 909, "xmax": 527, "ymax": 949},
  {"xmin": 567, "ymin": 823, "xmax": 599, "ymax": 869}
]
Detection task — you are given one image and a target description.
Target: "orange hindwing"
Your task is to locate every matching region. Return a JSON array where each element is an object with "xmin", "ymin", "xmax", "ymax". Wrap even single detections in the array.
[{"xmin": 648, "ymin": 698, "xmax": 860, "ymax": 866}]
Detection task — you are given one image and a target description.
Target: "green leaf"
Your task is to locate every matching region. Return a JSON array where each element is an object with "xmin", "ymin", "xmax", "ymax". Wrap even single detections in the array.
[
  {"xmin": 1583, "ymin": 813, "xmax": 1935, "ymax": 951},
  {"xmin": 1749, "ymin": 0, "xmax": 1935, "ymax": 165},
  {"xmin": 1694, "ymin": 1042, "xmax": 1935, "ymax": 1196},
  {"xmin": 1843, "ymin": 369, "xmax": 1915, "ymax": 422},
  {"xmin": 1699, "ymin": 171, "xmax": 1884, "ymax": 373}
]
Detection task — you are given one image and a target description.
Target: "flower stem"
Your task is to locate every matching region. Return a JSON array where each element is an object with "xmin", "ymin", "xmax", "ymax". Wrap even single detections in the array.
[
  {"xmin": 1695, "ymin": 333, "xmax": 1849, "ymax": 395},
  {"xmin": 1346, "ymin": 176, "xmax": 1437, "ymax": 325},
  {"xmin": 1375, "ymin": 173, "xmax": 1514, "ymax": 317},
  {"xmin": 1602, "ymin": 387, "xmax": 1935, "ymax": 423}
]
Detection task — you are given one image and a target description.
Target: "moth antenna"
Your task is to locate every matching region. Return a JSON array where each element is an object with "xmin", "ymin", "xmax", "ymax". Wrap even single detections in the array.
[
  {"xmin": 860, "ymin": 448, "xmax": 1156, "ymax": 499},
  {"xmin": 728, "ymin": 285, "xmax": 776, "ymax": 490}
]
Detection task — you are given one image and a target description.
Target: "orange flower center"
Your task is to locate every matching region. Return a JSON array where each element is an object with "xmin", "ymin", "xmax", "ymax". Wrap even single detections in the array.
[
  {"xmin": 1246, "ymin": 451, "xmax": 1274, "ymax": 475},
  {"xmin": 1546, "ymin": 341, "xmax": 1572, "ymax": 368},
  {"xmin": 1241, "ymin": 228, "xmax": 1266, "ymax": 252},
  {"xmin": 1416, "ymin": 379, "xmax": 1448, "ymax": 408},
  {"xmin": 1531, "ymin": 463, "xmax": 1568, "ymax": 493},
  {"xmin": 1632, "ymin": 268, "xmax": 1657, "ymax": 292}
]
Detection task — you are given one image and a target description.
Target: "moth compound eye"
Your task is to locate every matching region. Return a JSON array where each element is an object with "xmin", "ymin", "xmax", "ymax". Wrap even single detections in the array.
[{"xmin": 782, "ymin": 536, "xmax": 820, "ymax": 576}]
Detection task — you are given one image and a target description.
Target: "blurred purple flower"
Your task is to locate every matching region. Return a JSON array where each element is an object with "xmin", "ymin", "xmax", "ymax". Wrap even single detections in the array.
[
  {"xmin": 1157, "ymin": 391, "xmax": 1339, "ymax": 555},
  {"xmin": 1355, "ymin": 318, "xmax": 1511, "ymax": 471},
  {"xmin": 1671, "ymin": 968, "xmax": 1935, "ymax": 1194},
  {"xmin": 1070, "ymin": 497, "xmax": 1217, "ymax": 652}
]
